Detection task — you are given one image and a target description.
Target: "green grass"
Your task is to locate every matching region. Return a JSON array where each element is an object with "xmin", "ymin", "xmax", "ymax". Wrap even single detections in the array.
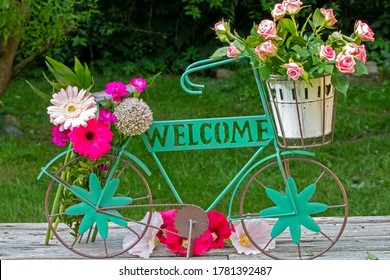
[{"xmin": 1, "ymin": 65, "xmax": 389, "ymax": 222}]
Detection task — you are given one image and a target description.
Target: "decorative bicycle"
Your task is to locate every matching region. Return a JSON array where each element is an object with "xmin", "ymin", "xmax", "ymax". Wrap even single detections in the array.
[{"xmin": 38, "ymin": 56, "xmax": 348, "ymax": 260}]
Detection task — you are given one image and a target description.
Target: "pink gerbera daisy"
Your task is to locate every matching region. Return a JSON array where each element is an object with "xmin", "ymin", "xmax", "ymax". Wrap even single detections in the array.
[
  {"xmin": 69, "ymin": 119, "xmax": 113, "ymax": 160},
  {"xmin": 207, "ymin": 210, "xmax": 232, "ymax": 249}
]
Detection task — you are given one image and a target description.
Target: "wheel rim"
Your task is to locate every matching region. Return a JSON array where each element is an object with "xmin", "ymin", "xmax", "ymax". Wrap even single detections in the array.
[
  {"xmin": 44, "ymin": 154, "xmax": 153, "ymax": 258},
  {"xmin": 239, "ymin": 157, "xmax": 348, "ymax": 260}
]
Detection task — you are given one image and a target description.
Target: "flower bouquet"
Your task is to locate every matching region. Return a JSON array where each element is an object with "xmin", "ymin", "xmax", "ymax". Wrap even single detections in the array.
[
  {"xmin": 212, "ymin": 0, "xmax": 375, "ymax": 146},
  {"xmin": 212, "ymin": 0, "xmax": 375, "ymax": 95},
  {"xmin": 29, "ymin": 57, "xmax": 159, "ymax": 250}
]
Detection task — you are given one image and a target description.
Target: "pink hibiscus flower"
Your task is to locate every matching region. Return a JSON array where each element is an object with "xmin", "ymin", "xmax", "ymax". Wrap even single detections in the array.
[
  {"xmin": 165, "ymin": 224, "xmax": 213, "ymax": 256},
  {"xmin": 207, "ymin": 210, "xmax": 232, "ymax": 249},
  {"xmin": 69, "ymin": 119, "xmax": 113, "ymax": 160},
  {"xmin": 156, "ymin": 209, "xmax": 178, "ymax": 245}
]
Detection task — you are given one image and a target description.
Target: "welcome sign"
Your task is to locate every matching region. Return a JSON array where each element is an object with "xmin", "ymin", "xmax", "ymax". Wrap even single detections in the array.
[{"xmin": 143, "ymin": 115, "xmax": 274, "ymax": 152}]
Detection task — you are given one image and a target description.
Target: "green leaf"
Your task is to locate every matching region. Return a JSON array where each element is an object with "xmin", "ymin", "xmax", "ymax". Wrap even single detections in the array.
[
  {"xmin": 324, "ymin": 64, "xmax": 334, "ymax": 74},
  {"xmin": 354, "ymin": 60, "xmax": 368, "ymax": 76},
  {"xmin": 45, "ymin": 56, "xmax": 80, "ymax": 87},
  {"xmin": 331, "ymin": 74, "xmax": 349, "ymax": 95},
  {"xmin": 42, "ymin": 71, "xmax": 63, "ymax": 91},
  {"xmin": 146, "ymin": 72, "xmax": 161, "ymax": 87},
  {"xmin": 26, "ymin": 80, "xmax": 51, "ymax": 102},
  {"xmin": 257, "ymin": 64, "xmax": 271, "ymax": 80},
  {"xmin": 210, "ymin": 47, "xmax": 228, "ymax": 59},
  {"xmin": 74, "ymin": 57, "xmax": 85, "ymax": 87},
  {"xmin": 83, "ymin": 63, "xmax": 93, "ymax": 90},
  {"xmin": 291, "ymin": 45, "xmax": 310, "ymax": 58},
  {"xmin": 367, "ymin": 252, "xmax": 379, "ymax": 260},
  {"xmin": 278, "ymin": 18, "xmax": 297, "ymax": 35},
  {"xmin": 312, "ymin": 8, "xmax": 325, "ymax": 28}
]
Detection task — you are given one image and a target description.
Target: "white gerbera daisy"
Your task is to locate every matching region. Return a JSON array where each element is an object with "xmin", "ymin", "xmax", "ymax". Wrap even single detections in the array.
[
  {"xmin": 230, "ymin": 219, "xmax": 275, "ymax": 255},
  {"xmin": 47, "ymin": 85, "xmax": 97, "ymax": 131}
]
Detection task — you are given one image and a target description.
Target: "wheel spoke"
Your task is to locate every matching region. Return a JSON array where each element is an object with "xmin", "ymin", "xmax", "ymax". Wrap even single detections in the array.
[
  {"xmin": 315, "ymin": 170, "xmax": 326, "ymax": 184},
  {"xmin": 45, "ymin": 153, "xmax": 153, "ymax": 258},
  {"xmin": 239, "ymin": 158, "xmax": 348, "ymax": 260}
]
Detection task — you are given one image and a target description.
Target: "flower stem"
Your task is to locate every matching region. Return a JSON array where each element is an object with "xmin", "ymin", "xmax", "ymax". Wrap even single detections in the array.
[{"xmin": 44, "ymin": 143, "xmax": 73, "ymax": 245}]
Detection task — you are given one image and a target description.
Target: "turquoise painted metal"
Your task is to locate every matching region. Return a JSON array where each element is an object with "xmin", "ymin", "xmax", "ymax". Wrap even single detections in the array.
[{"xmin": 39, "ymin": 55, "xmax": 348, "ymax": 260}]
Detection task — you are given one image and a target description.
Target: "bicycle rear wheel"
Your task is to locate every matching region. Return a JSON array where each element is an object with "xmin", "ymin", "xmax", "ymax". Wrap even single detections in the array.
[
  {"xmin": 44, "ymin": 153, "xmax": 153, "ymax": 258},
  {"xmin": 239, "ymin": 157, "xmax": 348, "ymax": 260}
]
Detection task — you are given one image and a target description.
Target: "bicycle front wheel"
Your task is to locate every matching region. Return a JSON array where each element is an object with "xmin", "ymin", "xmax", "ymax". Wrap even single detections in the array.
[
  {"xmin": 44, "ymin": 153, "xmax": 153, "ymax": 258},
  {"xmin": 239, "ymin": 157, "xmax": 348, "ymax": 260}
]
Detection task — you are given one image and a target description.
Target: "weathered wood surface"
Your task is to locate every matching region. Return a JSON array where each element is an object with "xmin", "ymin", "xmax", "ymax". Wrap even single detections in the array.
[{"xmin": 1, "ymin": 216, "xmax": 389, "ymax": 260}]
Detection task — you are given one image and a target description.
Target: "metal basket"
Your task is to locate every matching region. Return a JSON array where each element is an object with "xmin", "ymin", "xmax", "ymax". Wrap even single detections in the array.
[{"xmin": 266, "ymin": 75, "xmax": 338, "ymax": 148}]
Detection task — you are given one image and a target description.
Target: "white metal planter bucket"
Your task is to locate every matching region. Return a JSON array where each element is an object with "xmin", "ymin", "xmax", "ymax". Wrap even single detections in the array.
[{"xmin": 266, "ymin": 75, "xmax": 337, "ymax": 148}]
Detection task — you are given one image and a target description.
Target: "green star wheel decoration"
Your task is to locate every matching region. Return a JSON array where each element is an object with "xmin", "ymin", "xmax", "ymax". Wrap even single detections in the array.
[
  {"xmin": 64, "ymin": 173, "xmax": 132, "ymax": 240},
  {"xmin": 260, "ymin": 177, "xmax": 328, "ymax": 244}
]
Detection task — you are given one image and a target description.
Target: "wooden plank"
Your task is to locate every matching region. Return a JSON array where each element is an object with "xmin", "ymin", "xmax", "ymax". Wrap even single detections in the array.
[{"xmin": 1, "ymin": 216, "xmax": 389, "ymax": 260}]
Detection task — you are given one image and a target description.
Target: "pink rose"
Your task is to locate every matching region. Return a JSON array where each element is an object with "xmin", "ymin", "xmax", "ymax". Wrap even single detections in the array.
[
  {"xmin": 257, "ymin": 20, "xmax": 278, "ymax": 39},
  {"xmin": 344, "ymin": 43, "xmax": 359, "ymax": 56},
  {"xmin": 356, "ymin": 45, "xmax": 367, "ymax": 63},
  {"xmin": 255, "ymin": 40, "xmax": 278, "ymax": 61},
  {"xmin": 284, "ymin": 62, "xmax": 304, "ymax": 80},
  {"xmin": 355, "ymin": 20, "xmax": 375, "ymax": 41},
  {"xmin": 214, "ymin": 21, "xmax": 229, "ymax": 34},
  {"xmin": 336, "ymin": 53, "xmax": 356, "ymax": 74},
  {"xmin": 272, "ymin": 3, "xmax": 287, "ymax": 20},
  {"xmin": 320, "ymin": 45, "xmax": 336, "ymax": 60},
  {"xmin": 227, "ymin": 43, "xmax": 241, "ymax": 58},
  {"xmin": 320, "ymin": 8, "xmax": 337, "ymax": 27},
  {"xmin": 282, "ymin": 0, "xmax": 303, "ymax": 14}
]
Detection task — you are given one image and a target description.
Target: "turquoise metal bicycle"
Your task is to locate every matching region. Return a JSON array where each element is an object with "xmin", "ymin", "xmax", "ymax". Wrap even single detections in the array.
[{"xmin": 39, "ymin": 56, "xmax": 348, "ymax": 259}]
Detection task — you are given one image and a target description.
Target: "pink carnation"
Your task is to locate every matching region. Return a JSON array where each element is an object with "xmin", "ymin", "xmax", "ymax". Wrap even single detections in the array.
[
  {"xmin": 98, "ymin": 109, "xmax": 117, "ymax": 125},
  {"xmin": 130, "ymin": 78, "xmax": 147, "ymax": 93},
  {"xmin": 69, "ymin": 119, "xmax": 113, "ymax": 160},
  {"xmin": 105, "ymin": 81, "xmax": 128, "ymax": 103},
  {"xmin": 51, "ymin": 126, "xmax": 70, "ymax": 146}
]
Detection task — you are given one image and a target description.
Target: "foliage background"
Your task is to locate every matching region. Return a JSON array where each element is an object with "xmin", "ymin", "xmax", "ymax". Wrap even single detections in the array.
[{"xmin": 50, "ymin": 0, "xmax": 389, "ymax": 75}]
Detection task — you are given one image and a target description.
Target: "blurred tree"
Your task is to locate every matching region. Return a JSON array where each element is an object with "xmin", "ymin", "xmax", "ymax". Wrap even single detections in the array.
[{"xmin": 0, "ymin": 0, "xmax": 97, "ymax": 98}]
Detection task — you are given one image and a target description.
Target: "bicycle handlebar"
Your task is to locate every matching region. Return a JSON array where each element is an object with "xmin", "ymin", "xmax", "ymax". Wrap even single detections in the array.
[{"xmin": 180, "ymin": 56, "xmax": 247, "ymax": 95}]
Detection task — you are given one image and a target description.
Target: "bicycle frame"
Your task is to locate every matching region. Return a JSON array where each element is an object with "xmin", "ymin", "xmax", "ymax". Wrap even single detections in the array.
[{"xmin": 141, "ymin": 56, "xmax": 314, "ymax": 220}]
